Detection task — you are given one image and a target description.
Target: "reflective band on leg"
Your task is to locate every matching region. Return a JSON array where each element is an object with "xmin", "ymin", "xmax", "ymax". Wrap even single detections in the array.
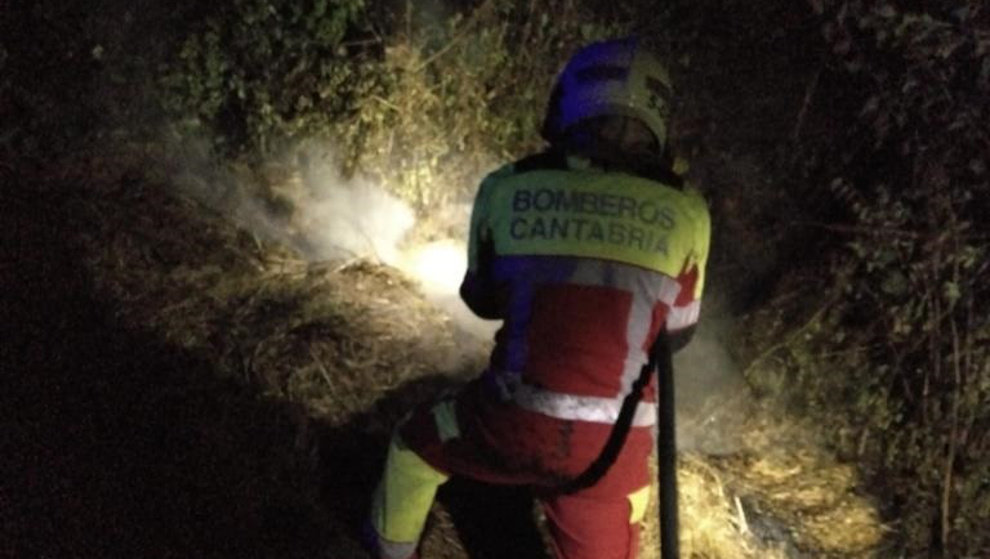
[
  {"xmin": 431, "ymin": 400, "xmax": 460, "ymax": 442},
  {"xmin": 376, "ymin": 538, "xmax": 419, "ymax": 559},
  {"xmin": 509, "ymin": 379, "xmax": 658, "ymax": 426},
  {"xmin": 371, "ymin": 435, "xmax": 449, "ymax": 553},
  {"xmin": 628, "ymin": 485, "xmax": 651, "ymax": 524}
]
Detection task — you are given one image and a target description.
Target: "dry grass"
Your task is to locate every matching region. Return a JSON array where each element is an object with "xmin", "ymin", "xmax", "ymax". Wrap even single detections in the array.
[
  {"xmin": 709, "ymin": 414, "xmax": 888, "ymax": 558},
  {"xmin": 51, "ymin": 152, "xmax": 887, "ymax": 558},
  {"xmin": 64, "ymin": 155, "xmax": 487, "ymax": 430},
  {"xmin": 635, "ymin": 407, "xmax": 887, "ymax": 559}
]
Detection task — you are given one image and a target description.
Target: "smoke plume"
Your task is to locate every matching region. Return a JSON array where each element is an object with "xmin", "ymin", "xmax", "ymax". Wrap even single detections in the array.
[{"xmin": 169, "ymin": 138, "xmax": 498, "ymax": 343}]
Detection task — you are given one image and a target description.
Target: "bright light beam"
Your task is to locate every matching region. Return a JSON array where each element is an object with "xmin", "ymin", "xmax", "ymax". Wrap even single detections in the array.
[{"xmin": 401, "ymin": 239, "xmax": 467, "ymax": 295}]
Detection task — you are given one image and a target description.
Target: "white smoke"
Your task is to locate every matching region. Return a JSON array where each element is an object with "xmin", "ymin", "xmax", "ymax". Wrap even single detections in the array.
[
  {"xmin": 286, "ymin": 144, "xmax": 497, "ymax": 340},
  {"xmin": 674, "ymin": 310, "xmax": 753, "ymax": 455},
  {"xmin": 297, "ymin": 179, "xmax": 416, "ymax": 265},
  {"xmin": 169, "ymin": 137, "xmax": 497, "ymax": 342}
]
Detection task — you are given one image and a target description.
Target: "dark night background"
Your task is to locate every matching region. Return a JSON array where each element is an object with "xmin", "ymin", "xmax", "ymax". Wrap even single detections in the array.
[{"xmin": 2, "ymin": 1, "xmax": 988, "ymax": 557}]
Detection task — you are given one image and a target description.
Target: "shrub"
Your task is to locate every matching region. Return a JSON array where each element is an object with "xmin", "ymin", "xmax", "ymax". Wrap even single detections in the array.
[
  {"xmin": 157, "ymin": 0, "xmax": 378, "ymax": 156},
  {"xmin": 349, "ymin": 1, "xmax": 623, "ymax": 209},
  {"xmin": 156, "ymin": 0, "xmax": 623, "ymax": 212},
  {"xmin": 742, "ymin": 2, "xmax": 990, "ymax": 556}
]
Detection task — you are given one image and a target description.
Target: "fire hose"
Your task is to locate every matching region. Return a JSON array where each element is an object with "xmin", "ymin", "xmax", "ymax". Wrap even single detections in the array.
[
  {"xmin": 656, "ymin": 335, "xmax": 680, "ymax": 559},
  {"xmin": 559, "ymin": 335, "xmax": 679, "ymax": 559}
]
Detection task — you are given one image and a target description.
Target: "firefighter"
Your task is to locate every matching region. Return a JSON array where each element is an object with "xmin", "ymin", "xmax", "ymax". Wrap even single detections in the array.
[{"xmin": 365, "ymin": 37, "xmax": 710, "ymax": 559}]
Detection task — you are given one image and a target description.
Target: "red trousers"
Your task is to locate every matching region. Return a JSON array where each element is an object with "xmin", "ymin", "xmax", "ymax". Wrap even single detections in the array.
[{"xmin": 397, "ymin": 379, "xmax": 653, "ymax": 559}]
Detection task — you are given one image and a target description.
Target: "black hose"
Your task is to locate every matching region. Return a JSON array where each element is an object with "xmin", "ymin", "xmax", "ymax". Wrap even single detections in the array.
[
  {"xmin": 554, "ymin": 334, "xmax": 680, "ymax": 559},
  {"xmin": 656, "ymin": 335, "xmax": 680, "ymax": 559},
  {"xmin": 557, "ymin": 344, "xmax": 656, "ymax": 494}
]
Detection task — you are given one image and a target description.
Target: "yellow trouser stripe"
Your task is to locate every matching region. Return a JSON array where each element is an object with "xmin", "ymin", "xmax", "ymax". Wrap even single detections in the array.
[
  {"xmin": 628, "ymin": 485, "xmax": 651, "ymax": 524},
  {"xmin": 371, "ymin": 435, "xmax": 449, "ymax": 543}
]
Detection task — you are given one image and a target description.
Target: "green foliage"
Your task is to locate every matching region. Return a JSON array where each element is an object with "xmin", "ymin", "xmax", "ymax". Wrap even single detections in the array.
[
  {"xmin": 349, "ymin": 1, "xmax": 622, "ymax": 209},
  {"xmin": 155, "ymin": 0, "xmax": 622, "ymax": 210},
  {"xmin": 0, "ymin": 3, "xmax": 105, "ymax": 156},
  {"xmin": 158, "ymin": 0, "xmax": 377, "ymax": 155},
  {"xmin": 0, "ymin": 0, "xmax": 207, "ymax": 158},
  {"xmin": 743, "ymin": 2, "xmax": 990, "ymax": 556}
]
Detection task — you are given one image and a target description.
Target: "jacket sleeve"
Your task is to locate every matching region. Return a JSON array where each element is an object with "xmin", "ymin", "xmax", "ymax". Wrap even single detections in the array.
[
  {"xmin": 459, "ymin": 165, "xmax": 513, "ymax": 319},
  {"xmin": 665, "ymin": 186, "xmax": 711, "ymax": 352}
]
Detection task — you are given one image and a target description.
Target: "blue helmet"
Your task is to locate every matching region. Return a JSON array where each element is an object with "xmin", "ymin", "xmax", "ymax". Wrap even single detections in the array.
[{"xmin": 542, "ymin": 38, "xmax": 673, "ymax": 154}]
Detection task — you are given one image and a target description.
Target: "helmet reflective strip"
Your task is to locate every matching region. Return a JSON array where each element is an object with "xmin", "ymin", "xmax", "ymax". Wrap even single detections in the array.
[{"xmin": 645, "ymin": 76, "xmax": 672, "ymax": 102}]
